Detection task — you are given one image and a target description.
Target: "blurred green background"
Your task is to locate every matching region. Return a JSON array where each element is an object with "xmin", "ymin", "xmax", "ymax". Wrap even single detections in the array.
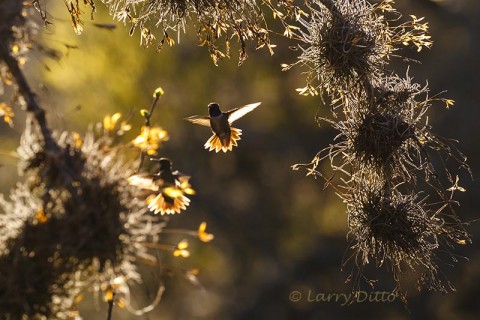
[{"xmin": 1, "ymin": 0, "xmax": 479, "ymax": 319}]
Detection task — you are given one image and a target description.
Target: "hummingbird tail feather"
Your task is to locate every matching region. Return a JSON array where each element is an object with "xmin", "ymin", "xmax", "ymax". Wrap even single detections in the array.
[
  {"xmin": 204, "ymin": 134, "xmax": 223, "ymax": 153},
  {"xmin": 229, "ymin": 127, "xmax": 242, "ymax": 149},
  {"xmin": 204, "ymin": 127, "xmax": 242, "ymax": 153},
  {"xmin": 146, "ymin": 193, "xmax": 191, "ymax": 215}
]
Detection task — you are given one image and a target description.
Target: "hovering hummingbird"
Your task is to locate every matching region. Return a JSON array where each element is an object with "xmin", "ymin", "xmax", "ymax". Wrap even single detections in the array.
[
  {"xmin": 185, "ymin": 102, "xmax": 261, "ymax": 153},
  {"xmin": 128, "ymin": 158, "xmax": 195, "ymax": 215}
]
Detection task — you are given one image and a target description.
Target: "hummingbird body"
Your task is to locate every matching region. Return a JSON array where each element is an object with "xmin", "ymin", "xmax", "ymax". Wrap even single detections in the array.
[
  {"xmin": 186, "ymin": 102, "xmax": 261, "ymax": 153},
  {"xmin": 209, "ymin": 112, "xmax": 231, "ymax": 147},
  {"xmin": 128, "ymin": 158, "xmax": 195, "ymax": 215},
  {"xmin": 155, "ymin": 159, "xmax": 177, "ymax": 206},
  {"xmin": 155, "ymin": 158, "xmax": 175, "ymax": 187}
]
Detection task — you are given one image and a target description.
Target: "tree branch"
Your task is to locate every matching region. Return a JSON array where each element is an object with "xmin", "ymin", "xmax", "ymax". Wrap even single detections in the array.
[{"xmin": 0, "ymin": 0, "xmax": 60, "ymax": 154}]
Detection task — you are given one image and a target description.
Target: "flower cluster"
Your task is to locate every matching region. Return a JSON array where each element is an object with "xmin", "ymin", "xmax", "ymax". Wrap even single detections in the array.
[{"xmin": 132, "ymin": 126, "xmax": 169, "ymax": 155}]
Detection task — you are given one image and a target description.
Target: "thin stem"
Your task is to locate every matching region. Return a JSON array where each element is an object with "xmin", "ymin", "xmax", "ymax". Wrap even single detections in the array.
[
  {"xmin": 145, "ymin": 94, "xmax": 161, "ymax": 127},
  {"xmin": 140, "ymin": 242, "xmax": 174, "ymax": 250},
  {"xmin": 107, "ymin": 291, "xmax": 116, "ymax": 320},
  {"xmin": 137, "ymin": 94, "xmax": 161, "ymax": 171},
  {"xmin": 161, "ymin": 228, "xmax": 197, "ymax": 237}
]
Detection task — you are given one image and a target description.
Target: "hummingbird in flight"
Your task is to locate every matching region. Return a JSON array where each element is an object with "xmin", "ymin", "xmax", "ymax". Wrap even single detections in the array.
[
  {"xmin": 185, "ymin": 102, "xmax": 261, "ymax": 153},
  {"xmin": 128, "ymin": 158, "xmax": 195, "ymax": 215}
]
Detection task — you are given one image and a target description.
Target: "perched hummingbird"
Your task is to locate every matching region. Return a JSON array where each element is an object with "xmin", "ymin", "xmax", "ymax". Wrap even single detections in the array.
[
  {"xmin": 128, "ymin": 158, "xmax": 195, "ymax": 215},
  {"xmin": 185, "ymin": 102, "xmax": 261, "ymax": 153}
]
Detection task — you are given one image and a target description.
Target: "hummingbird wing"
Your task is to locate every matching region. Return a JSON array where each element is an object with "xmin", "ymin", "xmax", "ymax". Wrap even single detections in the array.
[
  {"xmin": 185, "ymin": 115, "xmax": 211, "ymax": 127},
  {"xmin": 226, "ymin": 102, "xmax": 261, "ymax": 124},
  {"xmin": 172, "ymin": 171, "xmax": 196, "ymax": 195},
  {"xmin": 172, "ymin": 170, "xmax": 190, "ymax": 180},
  {"xmin": 128, "ymin": 174, "xmax": 162, "ymax": 191}
]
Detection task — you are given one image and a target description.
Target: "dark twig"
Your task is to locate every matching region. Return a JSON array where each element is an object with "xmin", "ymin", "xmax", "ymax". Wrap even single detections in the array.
[
  {"xmin": 145, "ymin": 92, "xmax": 161, "ymax": 127},
  {"xmin": 107, "ymin": 292, "xmax": 116, "ymax": 320}
]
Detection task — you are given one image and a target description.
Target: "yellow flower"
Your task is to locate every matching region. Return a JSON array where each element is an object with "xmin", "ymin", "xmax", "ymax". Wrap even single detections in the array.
[
  {"xmin": 11, "ymin": 44, "xmax": 19, "ymax": 53},
  {"xmin": 445, "ymin": 99, "xmax": 455, "ymax": 109},
  {"xmin": 197, "ymin": 222, "xmax": 214, "ymax": 243},
  {"xmin": 103, "ymin": 113, "xmax": 122, "ymax": 132},
  {"xmin": 74, "ymin": 294, "xmax": 83, "ymax": 304},
  {"xmin": 72, "ymin": 132, "xmax": 83, "ymax": 149},
  {"xmin": 173, "ymin": 239, "xmax": 190, "ymax": 257},
  {"xmin": 0, "ymin": 102, "xmax": 14, "ymax": 127},
  {"xmin": 104, "ymin": 289, "xmax": 114, "ymax": 302},
  {"xmin": 153, "ymin": 87, "xmax": 165, "ymax": 98},
  {"xmin": 35, "ymin": 209, "xmax": 48, "ymax": 224},
  {"xmin": 118, "ymin": 122, "xmax": 132, "ymax": 135},
  {"xmin": 132, "ymin": 126, "xmax": 169, "ymax": 155},
  {"xmin": 178, "ymin": 178, "xmax": 196, "ymax": 196},
  {"xmin": 102, "ymin": 113, "xmax": 131, "ymax": 135},
  {"xmin": 117, "ymin": 298, "xmax": 126, "ymax": 309}
]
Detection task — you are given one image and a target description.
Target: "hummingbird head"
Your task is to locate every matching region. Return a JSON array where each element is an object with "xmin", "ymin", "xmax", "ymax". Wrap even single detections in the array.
[
  {"xmin": 150, "ymin": 157, "xmax": 172, "ymax": 171},
  {"xmin": 208, "ymin": 103, "xmax": 221, "ymax": 117}
]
